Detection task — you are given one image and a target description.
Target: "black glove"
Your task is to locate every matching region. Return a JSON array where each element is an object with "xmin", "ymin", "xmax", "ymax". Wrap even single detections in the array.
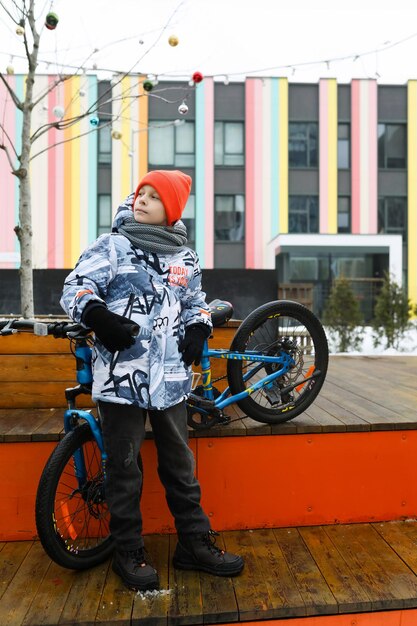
[
  {"xmin": 179, "ymin": 324, "xmax": 210, "ymax": 366},
  {"xmin": 83, "ymin": 304, "xmax": 138, "ymax": 353}
]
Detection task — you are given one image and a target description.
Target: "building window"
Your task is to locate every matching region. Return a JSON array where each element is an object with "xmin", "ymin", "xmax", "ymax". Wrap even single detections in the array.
[
  {"xmin": 97, "ymin": 194, "xmax": 112, "ymax": 236},
  {"xmin": 378, "ymin": 124, "xmax": 406, "ymax": 169},
  {"xmin": 378, "ymin": 197, "xmax": 407, "ymax": 239},
  {"xmin": 289, "ymin": 123, "xmax": 318, "ymax": 168},
  {"xmin": 338, "ymin": 197, "xmax": 351, "ymax": 233},
  {"xmin": 338, "ymin": 124, "xmax": 350, "ymax": 169},
  {"xmin": 182, "ymin": 194, "xmax": 195, "ymax": 243},
  {"xmin": 214, "ymin": 122, "xmax": 244, "ymax": 166},
  {"xmin": 98, "ymin": 125, "xmax": 111, "ymax": 164},
  {"xmin": 289, "ymin": 196, "xmax": 319, "ymax": 233},
  {"xmin": 215, "ymin": 195, "xmax": 245, "ymax": 241},
  {"xmin": 148, "ymin": 120, "xmax": 195, "ymax": 167}
]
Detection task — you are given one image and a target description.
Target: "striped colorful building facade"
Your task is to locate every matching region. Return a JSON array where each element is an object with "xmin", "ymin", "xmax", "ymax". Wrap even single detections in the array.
[{"xmin": 1, "ymin": 75, "xmax": 416, "ymax": 308}]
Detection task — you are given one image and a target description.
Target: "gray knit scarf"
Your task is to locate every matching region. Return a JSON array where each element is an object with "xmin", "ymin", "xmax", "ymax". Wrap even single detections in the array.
[{"xmin": 118, "ymin": 216, "xmax": 188, "ymax": 254}]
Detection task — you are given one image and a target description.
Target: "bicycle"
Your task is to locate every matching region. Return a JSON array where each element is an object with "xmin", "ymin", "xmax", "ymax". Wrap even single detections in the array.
[{"xmin": 0, "ymin": 298, "xmax": 328, "ymax": 571}]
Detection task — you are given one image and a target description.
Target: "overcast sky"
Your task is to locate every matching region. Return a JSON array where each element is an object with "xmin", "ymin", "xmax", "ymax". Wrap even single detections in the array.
[{"xmin": 2, "ymin": 0, "xmax": 417, "ymax": 84}]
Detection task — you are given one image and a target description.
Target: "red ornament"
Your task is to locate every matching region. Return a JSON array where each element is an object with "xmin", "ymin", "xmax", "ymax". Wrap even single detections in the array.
[{"xmin": 192, "ymin": 71, "xmax": 203, "ymax": 84}]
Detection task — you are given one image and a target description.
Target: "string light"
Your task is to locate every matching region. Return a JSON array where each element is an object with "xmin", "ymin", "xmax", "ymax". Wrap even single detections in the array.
[{"xmin": 2, "ymin": 25, "xmax": 417, "ymax": 82}]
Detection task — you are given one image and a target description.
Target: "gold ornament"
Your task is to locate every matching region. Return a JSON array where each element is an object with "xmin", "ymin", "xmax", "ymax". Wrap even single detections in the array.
[
  {"xmin": 6, "ymin": 66, "xmax": 14, "ymax": 75},
  {"xmin": 168, "ymin": 35, "xmax": 179, "ymax": 47},
  {"xmin": 16, "ymin": 25, "xmax": 25, "ymax": 36},
  {"xmin": 111, "ymin": 130, "xmax": 122, "ymax": 140}
]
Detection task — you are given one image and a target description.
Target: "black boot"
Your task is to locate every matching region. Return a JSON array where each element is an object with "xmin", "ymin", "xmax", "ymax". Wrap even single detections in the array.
[
  {"xmin": 112, "ymin": 547, "xmax": 159, "ymax": 591},
  {"xmin": 173, "ymin": 530, "xmax": 244, "ymax": 576}
]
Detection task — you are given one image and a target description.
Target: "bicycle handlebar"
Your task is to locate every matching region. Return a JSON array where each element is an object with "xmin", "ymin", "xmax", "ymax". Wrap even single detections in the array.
[
  {"xmin": 0, "ymin": 318, "xmax": 85, "ymax": 338},
  {"xmin": 0, "ymin": 318, "xmax": 139, "ymax": 341}
]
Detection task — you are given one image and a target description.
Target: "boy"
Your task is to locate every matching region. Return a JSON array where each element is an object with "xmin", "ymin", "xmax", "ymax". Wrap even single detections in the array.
[{"xmin": 60, "ymin": 170, "xmax": 244, "ymax": 591}]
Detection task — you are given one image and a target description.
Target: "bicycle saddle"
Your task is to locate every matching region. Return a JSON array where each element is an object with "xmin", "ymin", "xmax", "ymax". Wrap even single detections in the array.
[{"xmin": 208, "ymin": 299, "xmax": 234, "ymax": 327}]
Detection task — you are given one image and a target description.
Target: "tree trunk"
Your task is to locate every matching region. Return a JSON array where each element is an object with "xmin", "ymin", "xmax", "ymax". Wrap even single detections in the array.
[
  {"xmin": 16, "ymin": 171, "xmax": 33, "ymax": 318},
  {"xmin": 15, "ymin": 1, "xmax": 39, "ymax": 319}
]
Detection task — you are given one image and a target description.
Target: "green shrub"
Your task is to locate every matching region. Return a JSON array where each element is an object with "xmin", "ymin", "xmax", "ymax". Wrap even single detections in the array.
[
  {"xmin": 322, "ymin": 276, "xmax": 364, "ymax": 352},
  {"xmin": 372, "ymin": 272, "xmax": 413, "ymax": 349}
]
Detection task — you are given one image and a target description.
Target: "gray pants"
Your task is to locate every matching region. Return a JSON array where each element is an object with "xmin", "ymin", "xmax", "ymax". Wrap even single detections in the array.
[{"xmin": 99, "ymin": 400, "xmax": 211, "ymax": 551}]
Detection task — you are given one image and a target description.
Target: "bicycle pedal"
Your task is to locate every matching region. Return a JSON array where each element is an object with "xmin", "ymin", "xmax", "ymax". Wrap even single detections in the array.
[
  {"xmin": 264, "ymin": 387, "xmax": 282, "ymax": 405},
  {"xmin": 217, "ymin": 412, "xmax": 231, "ymax": 425}
]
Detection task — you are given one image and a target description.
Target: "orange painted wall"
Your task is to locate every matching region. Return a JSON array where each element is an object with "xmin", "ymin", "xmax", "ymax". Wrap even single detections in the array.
[
  {"xmin": 227, "ymin": 609, "xmax": 417, "ymax": 625},
  {"xmin": 198, "ymin": 430, "xmax": 417, "ymax": 530},
  {"xmin": 2, "ymin": 430, "xmax": 417, "ymax": 541}
]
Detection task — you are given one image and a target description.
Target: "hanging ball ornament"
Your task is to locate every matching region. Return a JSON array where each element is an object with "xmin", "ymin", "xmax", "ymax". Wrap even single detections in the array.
[
  {"xmin": 78, "ymin": 89, "xmax": 86, "ymax": 97},
  {"xmin": 16, "ymin": 25, "xmax": 25, "ymax": 36},
  {"xmin": 89, "ymin": 116, "xmax": 99, "ymax": 127},
  {"xmin": 168, "ymin": 35, "xmax": 179, "ymax": 47},
  {"xmin": 52, "ymin": 105, "xmax": 65, "ymax": 119},
  {"xmin": 178, "ymin": 101, "xmax": 188, "ymax": 115},
  {"xmin": 6, "ymin": 65, "xmax": 14, "ymax": 75},
  {"xmin": 45, "ymin": 12, "xmax": 59, "ymax": 30},
  {"xmin": 192, "ymin": 71, "xmax": 203, "ymax": 84},
  {"xmin": 111, "ymin": 129, "xmax": 122, "ymax": 140},
  {"xmin": 143, "ymin": 80, "xmax": 154, "ymax": 92}
]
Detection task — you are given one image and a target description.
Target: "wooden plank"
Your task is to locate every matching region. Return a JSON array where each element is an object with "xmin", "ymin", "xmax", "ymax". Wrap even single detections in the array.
[
  {"xmin": 373, "ymin": 521, "xmax": 417, "ymax": 575},
  {"xmin": 198, "ymin": 533, "xmax": 238, "ymax": 624},
  {"xmin": 303, "ymin": 402, "xmax": 347, "ymax": 433},
  {"xmin": 59, "ymin": 561, "xmax": 109, "ymax": 626},
  {"xmin": 312, "ymin": 390, "xmax": 371, "ymax": 432},
  {"xmin": 21, "ymin": 560, "xmax": 76, "ymax": 626},
  {"xmin": 0, "ymin": 382, "xmax": 94, "ymax": 409},
  {"xmin": 222, "ymin": 529, "xmax": 276, "ymax": 621},
  {"xmin": 247, "ymin": 528, "xmax": 306, "ymax": 618},
  {"xmin": 3, "ymin": 409, "xmax": 58, "ymax": 442},
  {"xmin": 0, "ymin": 541, "xmax": 32, "ymax": 601},
  {"xmin": 95, "ymin": 556, "xmax": 135, "ymax": 626},
  {"xmin": 168, "ymin": 534, "xmax": 203, "ymax": 626},
  {"xmin": 32, "ymin": 409, "xmax": 64, "ymax": 442},
  {"xmin": 240, "ymin": 416, "xmax": 271, "ymax": 436},
  {"xmin": 324, "ymin": 524, "xmax": 417, "ymax": 610},
  {"xmin": 0, "ymin": 542, "xmax": 51, "ymax": 625},
  {"xmin": 0, "ymin": 354, "xmax": 75, "ymax": 383},
  {"xmin": 0, "ymin": 334, "xmax": 72, "ymax": 355},
  {"xmin": 299, "ymin": 526, "xmax": 371, "ymax": 613},
  {"xmin": 271, "ymin": 414, "xmax": 321, "ymax": 436},
  {"xmin": 272, "ymin": 527, "xmax": 337, "ymax": 616},
  {"xmin": 319, "ymin": 383, "xmax": 396, "ymax": 430},
  {"xmin": 131, "ymin": 534, "xmax": 170, "ymax": 626},
  {"xmin": 328, "ymin": 359, "xmax": 417, "ymax": 421},
  {"xmin": 0, "ymin": 409, "xmax": 33, "ymax": 442}
]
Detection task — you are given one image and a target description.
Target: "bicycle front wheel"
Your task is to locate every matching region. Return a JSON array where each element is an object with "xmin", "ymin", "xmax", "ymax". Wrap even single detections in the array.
[
  {"xmin": 227, "ymin": 300, "xmax": 328, "ymax": 424},
  {"xmin": 35, "ymin": 423, "xmax": 113, "ymax": 570}
]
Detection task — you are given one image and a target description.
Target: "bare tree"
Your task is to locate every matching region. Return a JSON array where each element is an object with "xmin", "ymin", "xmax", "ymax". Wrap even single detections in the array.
[{"xmin": 0, "ymin": 0, "xmax": 188, "ymax": 318}]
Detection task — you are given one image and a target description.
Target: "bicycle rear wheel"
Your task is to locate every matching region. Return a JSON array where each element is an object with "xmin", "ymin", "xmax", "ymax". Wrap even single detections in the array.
[
  {"xmin": 36, "ymin": 423, "xmax": 142, "ymax": 570},
  {"xmin": 227, "ymin": 300, "xmax": 328, "ymax": 424}
]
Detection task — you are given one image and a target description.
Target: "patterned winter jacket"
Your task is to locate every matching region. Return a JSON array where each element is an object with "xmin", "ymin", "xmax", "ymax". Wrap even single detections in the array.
[{"xmin": 60, "ymin": 193, "xmax": 212, "ymax": 410}]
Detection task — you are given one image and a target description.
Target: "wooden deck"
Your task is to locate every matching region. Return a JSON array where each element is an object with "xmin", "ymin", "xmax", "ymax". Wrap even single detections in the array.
[
  {"xmin": 3, "ymin": 522, "xmax": 417, "ymax": 625},
  {"xmin": 1, "ymin": 356, "xmax": 417, "ymax": 442},
  {"xmin": 2, "ymin": 355, "xmax": 417, "ymax": 625}
]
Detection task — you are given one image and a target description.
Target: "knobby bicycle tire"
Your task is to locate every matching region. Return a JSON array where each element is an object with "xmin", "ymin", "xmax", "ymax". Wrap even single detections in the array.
[
  {"xmin": 36, "ymin": 423, "xmax": 144, "ymax": 570},
  {"xmin": 227, "ymin": 300, "xmax": 328, "ymax": 424},
  {"xmin": 35, "ymin": 424, "xmax": 113, "ymax": 569}
]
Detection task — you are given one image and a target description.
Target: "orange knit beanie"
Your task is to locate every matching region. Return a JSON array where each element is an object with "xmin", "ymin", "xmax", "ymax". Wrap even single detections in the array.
[{"xmin": 133, "ymin": 170, "xmax": 192, "ymax": 226}]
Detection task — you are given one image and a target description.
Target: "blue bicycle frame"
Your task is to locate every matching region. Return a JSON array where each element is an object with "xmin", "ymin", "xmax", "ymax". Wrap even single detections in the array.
[
  {"xmin": 197, "ymin": 340, "xmax": 296, "ymax": 409},
  {"xmin": 64, "ymin": 340, "xmax": 107, "ymax": 488}
]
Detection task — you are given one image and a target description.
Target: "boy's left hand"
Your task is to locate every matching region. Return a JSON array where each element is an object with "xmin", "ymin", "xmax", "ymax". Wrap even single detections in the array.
[{"xmin": 179, "ymin": 324, "xmax": 210, "ymax": 366}]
